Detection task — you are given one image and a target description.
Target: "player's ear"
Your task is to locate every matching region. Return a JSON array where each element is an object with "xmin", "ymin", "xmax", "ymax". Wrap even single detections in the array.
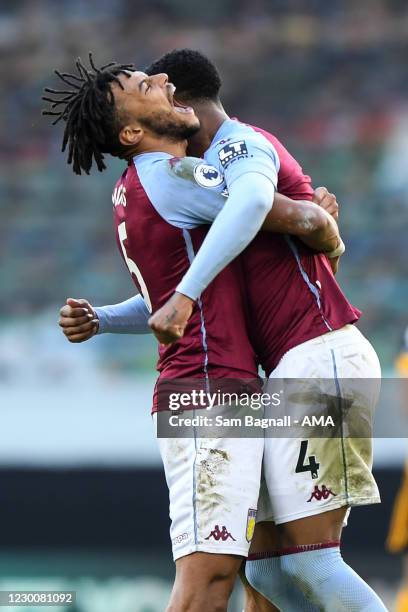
[{"xmin": 119, "ymin": 124, "xmax": 143, "ymax": 147}]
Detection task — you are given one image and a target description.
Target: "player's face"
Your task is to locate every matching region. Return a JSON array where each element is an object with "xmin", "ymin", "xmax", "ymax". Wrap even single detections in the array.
[{"xmin": 113, "ymin": 71, "xmax": 200, "ymax": 144}]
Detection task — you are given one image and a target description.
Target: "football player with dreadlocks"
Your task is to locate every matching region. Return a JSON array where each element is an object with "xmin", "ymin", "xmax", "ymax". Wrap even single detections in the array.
[{"xmin": 45, "ymin": 53, "xmax": 384, "ymax": 612}]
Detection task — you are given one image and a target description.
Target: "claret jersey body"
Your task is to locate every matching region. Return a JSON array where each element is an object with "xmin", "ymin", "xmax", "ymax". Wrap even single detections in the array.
[{"xmin": 112, "ymin": 153, "xmax": 259, "ymax": 411}]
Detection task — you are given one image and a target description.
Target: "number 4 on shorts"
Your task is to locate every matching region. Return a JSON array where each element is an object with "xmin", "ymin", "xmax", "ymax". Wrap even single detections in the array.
[{"xmin": 295, "ymin": 440, "xmax": 320, "ymax": 479}]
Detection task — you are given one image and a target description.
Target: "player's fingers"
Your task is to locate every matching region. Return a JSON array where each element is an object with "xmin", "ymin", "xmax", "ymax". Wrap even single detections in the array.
[
  {"xmin": 151, "ymin": 325, "xmax": 183, "ymax": 345},
  {"xmin": 319, "ymin": 192, "xmax": 337, "ymax": 208},
  {"xmin": 157, "ymin": 334, "xmax": 181, "ymax": 345},
  {"xmin": 326, "ymin": 205, "xmax": 339, "ymax": 220},
  {"xmin": 59, "ymin": 313, "xmax": 93, "ymax": 328},
  {"xmin": 62, "ymin": 321, "xmax": 97, "ymax": 337},
  {"xmin": 66, "ymin": 298, "xmax": 92, "ymax": 312},
  {"xmin": 323, "ymin": 202, "xmax": 339, "ymax": 220},
  {"xmin": 66, "ymin": 332, "xmax": 94, "ymax": 343},
  {"xmin": 67, "ymin": 297, "xmax": 88, "ymax": 306},
  {"xmin": 329, "ymin": 256, "xmax": 340, "ymax": 275},
  {"xmin": 60, "ymin": 305, "xmax": 92, "ymax": 318},
  {"xmin": 149, "ymin": 320, "xmax": 182, "ymax": 336},
  {"xmin": 312, "ymin": 186, "xmax": 328, "ymax": 204}
]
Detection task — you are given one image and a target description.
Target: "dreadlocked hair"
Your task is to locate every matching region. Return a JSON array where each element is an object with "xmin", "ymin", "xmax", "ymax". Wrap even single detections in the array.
[{"xmin": 42, "ymin": 53, "xmax": 135, "ymax": 175}]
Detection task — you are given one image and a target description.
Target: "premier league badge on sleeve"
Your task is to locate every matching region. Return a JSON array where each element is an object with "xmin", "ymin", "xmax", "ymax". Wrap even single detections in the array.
[
  {"xmin": 193, "ymin": 163, "xmax": 224, "ymax": 188},
  {"xmin": 218, "ymin": 140, "xmax": 248, "ymax": 168}
]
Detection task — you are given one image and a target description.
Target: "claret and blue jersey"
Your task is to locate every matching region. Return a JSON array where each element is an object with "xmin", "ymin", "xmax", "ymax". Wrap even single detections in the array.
[{"xmin": 102, "ymin": 117, "xmax": 360, "ymax": 397}]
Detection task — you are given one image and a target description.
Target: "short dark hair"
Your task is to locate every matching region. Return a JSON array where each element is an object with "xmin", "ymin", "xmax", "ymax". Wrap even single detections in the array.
[
  {"xmin": 146, "ymin": 49, "xmax": 222, "ymax": 102},
  {"xmin": 42, "ymin": 54, "xmax": 134, "ymax": 175}
]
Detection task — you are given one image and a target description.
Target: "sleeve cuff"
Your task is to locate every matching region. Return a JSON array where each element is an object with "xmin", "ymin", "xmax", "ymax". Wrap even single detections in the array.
[
  {"xmin": 176, "ymin": 277, "xmax": 204, "ymax": 301},
  {"xmin": 93, "ymin": 307, "xmax": 107, "ymax": 334}
]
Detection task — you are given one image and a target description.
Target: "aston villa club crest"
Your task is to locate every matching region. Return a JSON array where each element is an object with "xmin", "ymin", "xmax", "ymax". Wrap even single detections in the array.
[{"xmin": 246, "ymin": 508, "xmax": 257, "ymax": 542}]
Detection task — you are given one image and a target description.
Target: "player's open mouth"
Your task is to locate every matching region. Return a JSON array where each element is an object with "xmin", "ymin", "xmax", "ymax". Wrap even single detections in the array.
[
  {"xmin": 167, "ymin": 84, "xmax": 194, "ymax": 115},
  {"xmin": 173, "ymin": 99, "xmax": 194, "ymax": 114}
]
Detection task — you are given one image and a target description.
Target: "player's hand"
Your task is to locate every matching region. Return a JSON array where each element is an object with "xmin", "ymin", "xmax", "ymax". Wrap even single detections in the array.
[
  {"xmin": 328, "ymin": 256, "xmax": 340, "ymax": 275},
  {"xmin": 148, "ymin": 292, "xmax": 194, "ymax": 345},
  {"xmin": 59, "ymin": 298, "xmax": 99, "ymax": 343},
  {"xmin": 313, "ymin": 187, "xmax": 339, "ymax": 221}
]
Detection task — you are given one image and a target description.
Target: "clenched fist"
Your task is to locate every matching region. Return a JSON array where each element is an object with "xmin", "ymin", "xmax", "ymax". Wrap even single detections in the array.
[
  {"xmin": 313, "ymin": 187, "xmax": 339, "ymax": 221},
  {"xmin": 148, "ymin": 292, "xmax": 194, "ymax": 345},
  {"xmin": 59, "ymin": 298, "xmax": 98, "ymax": 343}
]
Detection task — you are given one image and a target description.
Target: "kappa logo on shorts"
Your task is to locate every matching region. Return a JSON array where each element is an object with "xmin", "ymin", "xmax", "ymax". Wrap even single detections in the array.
[
  {"xmin": 246, "ymin": 509, "xmax": 257, "ymax": 543},
  {"xmin": 307, "ymin": 484, "xmax": 337, "ymax": 502},
  {"xmin": 205, "ymin": 525, "xmax": 236, "ymax": 542},
  {"xmin": 218, "ymin": 140, "xmax": 248, "ymax": 168}
]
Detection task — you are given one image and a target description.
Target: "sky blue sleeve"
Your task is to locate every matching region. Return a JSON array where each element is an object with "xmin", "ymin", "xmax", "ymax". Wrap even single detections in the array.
[
  {"xmin": 135, "ymin": 157, "xmax": 225, "ymax": 228},
  {"xmin": 175, "ymin": 130, "xmax": 280, "ymax": 300},
  {"xmin": 94, "ymin": 295, "xmax": 151, "ymax": 334},
  {"xmin": 208, "ymin": 130, "xmax": 280, "ymax": 187},
  {"xmin": 176, "ymin": 172, "xmax": 275, "ymax": 300}
]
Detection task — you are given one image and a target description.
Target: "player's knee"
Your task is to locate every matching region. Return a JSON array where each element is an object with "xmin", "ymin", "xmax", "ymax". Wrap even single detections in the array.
[
  {"xmin": 245, "ymin": 559, "xmax": 266, "ymax": 594},
  {"xmin": 280, "ymin": 549, "xmax": 323, "ymax": 597},
  {"xmin": 280, "ymin": 554, "xmax": 301, "ymax": 582}
]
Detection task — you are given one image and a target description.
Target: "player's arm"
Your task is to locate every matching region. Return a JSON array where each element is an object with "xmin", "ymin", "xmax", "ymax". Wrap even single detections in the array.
[
  {"xmin": 148, "ymin": 185, "xmax": 343, "ymax": 345},
  {"xmin": 262, "ymin": 192, "xmax": 343, "ymax": 256},
  {"xmin": 148, "ymin": 146, "xmax": 341, "ymax": 343},
  {"xmin": 174, "ymin": 170, "xmax": 275, "ymax": 300},
  {"xmin": 59, "ymin": 295, "xmax": 150, "ymax": 343},
  {"xmin": 168, "ymin": 136, "xmax": 344, "ymax": 301}
]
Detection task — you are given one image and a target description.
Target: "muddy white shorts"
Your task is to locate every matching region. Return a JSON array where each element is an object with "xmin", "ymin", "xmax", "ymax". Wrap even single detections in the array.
[
  {"xmin": 257, "ymin": 324, "xmax": 381, "ymax": 525},
  {"xmin": 154, "ymin": 420, "xmax": 264, "ymax": 561}
]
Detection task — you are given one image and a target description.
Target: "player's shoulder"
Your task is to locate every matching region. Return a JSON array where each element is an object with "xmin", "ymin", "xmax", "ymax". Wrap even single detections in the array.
[
  {"xmin": 134, "ymin": 153, "xmax": 219, "ymax": 188},
  {"xmin": 212, "ymin": 119, "xmax": 267, "ymax": 149},
  {"xmin": 210, "ymin": 119, "xmax": 280, "ymax": 172},
  {"xmin": 166, "ymin": 156, "xmax": 225, "ymax": 190}
]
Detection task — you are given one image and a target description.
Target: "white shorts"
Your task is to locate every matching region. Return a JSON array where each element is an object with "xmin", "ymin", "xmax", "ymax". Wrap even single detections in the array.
[
  {"xmin": 257, "ymin": 324, "xmax": 381, "ymax": 525},
  {"xmin": 154, "ymin": 418, "xmax": 264, "ymax": 561}
]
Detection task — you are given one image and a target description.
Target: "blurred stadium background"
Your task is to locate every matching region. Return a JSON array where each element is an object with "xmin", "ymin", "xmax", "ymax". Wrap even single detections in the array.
[{"xmin": 1, "ymin": 0, "xmax": 408, "ymax": 609}]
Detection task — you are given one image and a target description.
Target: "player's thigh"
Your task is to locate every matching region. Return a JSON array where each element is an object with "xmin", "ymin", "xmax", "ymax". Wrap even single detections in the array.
[
  {"xmin": 249, "ymin": 520, "xmax": 282, "ymax": 555},
  {"xmin": 262, "ymin": 326, "xmax": 380, "ymax": 528},
  {"xmin": 155, "ymin": 416, "xmax": 264, "ymax": 561},
  {"xmin": 277, "ymin": 506, "xmax": 348, "ymax": 547},
  {"xmin": 262, "ymin": 435, "xmax": 351, "ymax": 525}
]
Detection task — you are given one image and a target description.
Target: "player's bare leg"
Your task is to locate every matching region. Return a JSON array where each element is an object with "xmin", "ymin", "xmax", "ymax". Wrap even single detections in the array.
[
  {"xmin": 166, "ymin": 552, "xmax": 242, "ymax": 612},
  {"xmin": 277, "ymin": 505, "xmax": 347, "ymax": 547}
]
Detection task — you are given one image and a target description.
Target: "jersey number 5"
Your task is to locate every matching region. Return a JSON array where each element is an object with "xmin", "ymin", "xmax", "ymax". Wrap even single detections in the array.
[{"xmin": 118, "ymin": 222, "xmax": 152, "ymax": 313}]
